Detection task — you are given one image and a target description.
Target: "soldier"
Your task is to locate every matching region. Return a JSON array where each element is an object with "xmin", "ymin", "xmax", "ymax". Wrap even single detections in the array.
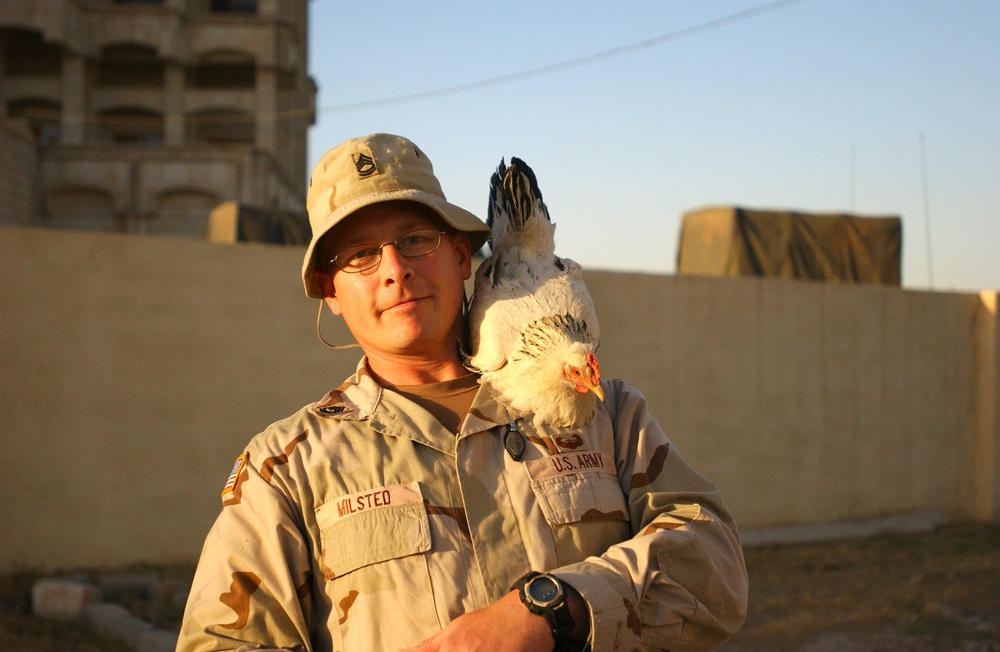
[{"xmin": 178, "ymin": 133, "xmax": 748, "ymax": 652}]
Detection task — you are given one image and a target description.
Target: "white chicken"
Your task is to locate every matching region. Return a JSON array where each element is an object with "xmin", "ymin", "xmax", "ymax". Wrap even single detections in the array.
[{"xmin": 465, "ymin": 157, "xmax": 603, "ymax": 429}]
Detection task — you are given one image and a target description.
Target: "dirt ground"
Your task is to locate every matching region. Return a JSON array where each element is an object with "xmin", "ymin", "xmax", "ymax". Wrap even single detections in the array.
[
  {"xmin": 1, "ymin": 521, "xmax": 998, "ymax": 651},
  {"xmin": 722, "ymin": 520, "xmax": 1000, "ymax": 651}
]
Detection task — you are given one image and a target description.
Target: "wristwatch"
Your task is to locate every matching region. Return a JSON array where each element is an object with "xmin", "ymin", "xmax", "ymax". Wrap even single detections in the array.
[{"xmin": 513, "ymin": 571, "xmax": 576, "ymax": 642}]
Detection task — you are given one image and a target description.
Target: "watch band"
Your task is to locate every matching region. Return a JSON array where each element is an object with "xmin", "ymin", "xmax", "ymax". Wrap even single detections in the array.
[{"xmin": 513, "ymin": 571, "xmax": 576, "ymax": 642}]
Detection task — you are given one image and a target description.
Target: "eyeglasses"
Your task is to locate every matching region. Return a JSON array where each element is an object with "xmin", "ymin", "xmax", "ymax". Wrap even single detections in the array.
[{"xmin": 326, "ymin": 228, "xmax": 449, "ymax": 273}]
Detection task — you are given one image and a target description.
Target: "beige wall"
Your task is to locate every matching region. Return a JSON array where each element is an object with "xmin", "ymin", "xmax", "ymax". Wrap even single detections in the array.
[{"xmin": 1, "ymin": 226, "xmax": 996, "ymax": 571}]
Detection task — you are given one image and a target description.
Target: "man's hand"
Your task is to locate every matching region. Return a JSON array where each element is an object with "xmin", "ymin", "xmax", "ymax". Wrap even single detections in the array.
[{"xmin": 399, "ymin": 585, "xmax": 589, "ymax": 652}]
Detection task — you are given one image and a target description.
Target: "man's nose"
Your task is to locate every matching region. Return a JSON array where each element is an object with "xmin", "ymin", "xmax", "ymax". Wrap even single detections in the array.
[{"xmin": 377, "ymin": 243, "xmax": 414, "ymax": 281}]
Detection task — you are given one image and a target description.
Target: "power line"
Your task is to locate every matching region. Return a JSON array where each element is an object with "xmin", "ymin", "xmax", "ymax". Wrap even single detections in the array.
[{"xmin": 319, "ymin": 0, "xmax": 811, "ymax": 114}]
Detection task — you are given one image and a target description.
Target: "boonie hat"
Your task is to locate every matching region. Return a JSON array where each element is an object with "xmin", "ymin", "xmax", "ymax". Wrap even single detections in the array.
[{"xmin": 302, "ymin": 133, "xmax": 490, "ymax": 298}]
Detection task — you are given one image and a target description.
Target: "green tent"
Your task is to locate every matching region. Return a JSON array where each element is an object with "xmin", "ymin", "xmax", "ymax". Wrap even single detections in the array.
[{"xmin": 677, "ymin": 207, "xmax": 901, "ymax": 285}]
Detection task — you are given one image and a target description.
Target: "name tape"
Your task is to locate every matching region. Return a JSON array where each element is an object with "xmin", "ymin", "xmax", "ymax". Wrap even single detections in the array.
[
  {"xmin": 320, "ymin": 481, "xmax": 423, "ymax": 528},
  {"xmin": 526, "ymin": 450, "xmax": 616, "ymax": 481}
]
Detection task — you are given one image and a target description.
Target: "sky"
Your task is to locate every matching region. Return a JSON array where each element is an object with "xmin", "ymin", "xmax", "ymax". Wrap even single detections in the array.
[{"xmin": 305, "ymin": 0, "xmax": 999, "ymax": 294}]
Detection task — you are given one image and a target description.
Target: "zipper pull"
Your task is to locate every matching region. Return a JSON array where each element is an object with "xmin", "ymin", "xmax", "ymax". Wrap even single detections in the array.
[{"xmin": 503, "ymin": 422, "xmax": 525, "ymax": 461}]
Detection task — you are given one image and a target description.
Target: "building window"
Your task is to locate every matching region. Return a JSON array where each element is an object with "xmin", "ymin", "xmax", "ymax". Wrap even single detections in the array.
[
  {"xmin": 46, "ymin": 188, "xmax": 118, "ymax": 232},
  {"xmin": 96, "ymin": 107, "xmax": 164, "ymax": 145},
  {"xmin": 2, "ymin": 29, "xmax": 61, "ymax": 77},
  {"xmin": 96, "ymin": 44, "xmax": 164, "ymax": 87},
  {"xmin": 186, "ymin": 108, "xmax": 254, "ymax": 144},
  {"xmin": 209, "ymin": 0, "xmax": 257, "ymax": 13},
  {"xmin": 186, "ymin": 52, "xmax": 255, "ymax": 89},
  {"xmin": 7, "ymin": 99, "xmax": 62, "ymax": 144}
]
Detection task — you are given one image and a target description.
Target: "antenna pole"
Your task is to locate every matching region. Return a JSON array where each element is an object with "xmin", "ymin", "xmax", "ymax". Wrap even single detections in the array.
[
  {"xmin": 849, "ymin": 143, "xmax": 856, "ymax": 212},
  {"xmin": 919, "ymin": 132, "xmax": 934, "ymax": 289}
]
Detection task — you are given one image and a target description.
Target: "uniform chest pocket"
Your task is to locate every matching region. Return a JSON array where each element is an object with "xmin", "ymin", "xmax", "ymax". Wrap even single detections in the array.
[
  {"xmin": 316, "ymin": 481, "xmax": 431, "ymax": 578},
  {"xmin": 526, "ymin": 451, "xmax": 629, "ymax": 525}
]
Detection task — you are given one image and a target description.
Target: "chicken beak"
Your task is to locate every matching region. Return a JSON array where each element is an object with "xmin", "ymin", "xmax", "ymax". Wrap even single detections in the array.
[
  {"xmin": 567, "ymin": 354, "xmax": 604, "ymax": 400},
  {"xmin": 585, "ymin": 352, "xmax": 603, "ymax": 401}
]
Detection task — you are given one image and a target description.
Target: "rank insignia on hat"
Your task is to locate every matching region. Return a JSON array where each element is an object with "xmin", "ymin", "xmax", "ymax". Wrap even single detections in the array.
[
  {"xmin": 222, "ymin": 452, "xmax": 249, "ymax": 496},
  {"xmin": 353, "ymin": 150, "xmax": 378, "ymax": 178}
]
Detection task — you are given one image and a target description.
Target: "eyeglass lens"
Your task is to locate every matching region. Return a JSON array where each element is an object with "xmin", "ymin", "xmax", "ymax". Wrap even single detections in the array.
[{"xmin": 332, "ymin": 229, "xmax": 444, "ymax": 272}]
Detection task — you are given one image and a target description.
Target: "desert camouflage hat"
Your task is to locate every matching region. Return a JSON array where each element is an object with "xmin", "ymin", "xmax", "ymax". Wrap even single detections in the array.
[{"xmin": 302, "ymin": 133, "xmax": 490, "ymax": 298}]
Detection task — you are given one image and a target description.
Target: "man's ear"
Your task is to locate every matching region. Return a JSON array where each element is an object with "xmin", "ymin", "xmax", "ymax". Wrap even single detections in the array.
[
  {"xmin": 324, "ymin": 294, "xmax": 342, "ymax": 316},
  {"xmin": 313, "ymin": 270, "xmax": 342, "ymax": 315},
  {"xmin": 453, "ymin": 233, "xmax": 473, "ymax": 280}
]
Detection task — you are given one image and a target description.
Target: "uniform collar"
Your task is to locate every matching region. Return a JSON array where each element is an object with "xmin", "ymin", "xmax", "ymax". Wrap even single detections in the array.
[
  {"xmin": 459, "ymin": 383, "xmax": 514, "ymax": 436},
  {"xmin": 310, "ymin": 357, "xmax": 512, "ymax": 452},
  {"xmin": 311, "ymin": 357, "xmax": 383, "ymax": 420},
  {"xmin": 310, "ymin": 358, "xmax": 581, "ymax": 445}
]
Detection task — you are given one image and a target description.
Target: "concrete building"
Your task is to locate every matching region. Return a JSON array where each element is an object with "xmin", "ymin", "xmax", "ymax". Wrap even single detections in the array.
[{"xmin": 0, "ymin": 0, "xmax": 315, "ymax": 238}]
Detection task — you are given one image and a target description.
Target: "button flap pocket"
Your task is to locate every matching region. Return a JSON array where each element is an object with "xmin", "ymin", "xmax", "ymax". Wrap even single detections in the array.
[
  {"xmin": 316, "ymin": 482, "xmax": 431, "ymax": 578},
  {"xmin": 526, "ymin": 451, "xmax": 628, "ymax": 525}
]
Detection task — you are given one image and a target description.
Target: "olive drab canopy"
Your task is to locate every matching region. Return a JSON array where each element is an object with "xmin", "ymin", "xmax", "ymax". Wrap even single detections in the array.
[{"xmin": 676, "ymin": 207, "xmax": 902, "ymax": 285}]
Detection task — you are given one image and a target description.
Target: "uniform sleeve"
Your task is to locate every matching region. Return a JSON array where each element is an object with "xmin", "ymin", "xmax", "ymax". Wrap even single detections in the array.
[
  {"xmin": 551, "ymin": 380, "xmax": 748, "ymax": 651},
  {"xmin": 177, "ymin": 451, "xmax": 316, "ymax": 652}
]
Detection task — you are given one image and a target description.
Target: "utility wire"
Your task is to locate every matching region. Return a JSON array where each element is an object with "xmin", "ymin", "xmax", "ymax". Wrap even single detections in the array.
[{"xmin": 320, "ymin": 0, "xmax": 811, "ymax": 113}]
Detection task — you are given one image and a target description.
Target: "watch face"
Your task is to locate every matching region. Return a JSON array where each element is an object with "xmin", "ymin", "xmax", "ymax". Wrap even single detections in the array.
[{"xmin": 526, "ymin": 575, "xmax": 562, "ymax": 606}]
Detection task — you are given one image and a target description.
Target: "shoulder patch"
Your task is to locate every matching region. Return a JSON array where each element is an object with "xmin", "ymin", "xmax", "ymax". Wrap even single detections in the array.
[
  {"xmin": 313, "ymin": 389, "xmax": 362, "ymax": 419},
  {"xmin": 222, "ymin": 452, "xmax": 249, "ymax": 497},
  {"xmin": 318, "ymin": 405, "xmax": 348, "ymax": 416}
]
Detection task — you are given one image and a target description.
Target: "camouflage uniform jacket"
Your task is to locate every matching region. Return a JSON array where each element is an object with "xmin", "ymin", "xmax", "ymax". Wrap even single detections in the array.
[{"xmin": 178, "ymin": 360, "xmax": 748, "ymax": 652}]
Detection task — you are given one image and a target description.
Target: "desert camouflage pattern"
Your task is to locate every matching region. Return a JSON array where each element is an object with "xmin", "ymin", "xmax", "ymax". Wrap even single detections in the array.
[{"xmin": 177, "ymin": 359, "xmax": 748, "ymax": 651}]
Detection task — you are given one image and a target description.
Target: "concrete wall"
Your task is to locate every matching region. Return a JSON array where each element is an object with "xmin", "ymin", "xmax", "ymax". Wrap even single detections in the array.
[{"xmin": 1, "ymin": 225, "xmax": 996, "ymax": 571}]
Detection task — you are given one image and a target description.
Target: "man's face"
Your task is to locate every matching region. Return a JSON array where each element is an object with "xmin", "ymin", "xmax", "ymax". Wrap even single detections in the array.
[{"xmin": 314, "ymin": 202, "xmax": 473, "ymax": 365}]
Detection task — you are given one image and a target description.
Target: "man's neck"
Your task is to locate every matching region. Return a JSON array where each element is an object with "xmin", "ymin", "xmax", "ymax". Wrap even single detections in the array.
[{"xmin": 365, "ymin": 353, "xmax": 470, "ymax": 387}]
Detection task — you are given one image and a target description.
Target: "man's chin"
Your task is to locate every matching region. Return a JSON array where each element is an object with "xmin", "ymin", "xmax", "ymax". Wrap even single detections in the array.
[{"xmin": 381, "ymin": 327, "xmax": 437, "ymax": 354}]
